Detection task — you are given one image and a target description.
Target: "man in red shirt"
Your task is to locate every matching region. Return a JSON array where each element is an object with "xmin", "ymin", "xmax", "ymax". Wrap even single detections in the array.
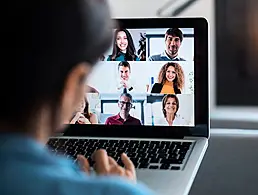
[{"xmin": 105, "ymin": 93, "xmax": 142, "ymax": 125}]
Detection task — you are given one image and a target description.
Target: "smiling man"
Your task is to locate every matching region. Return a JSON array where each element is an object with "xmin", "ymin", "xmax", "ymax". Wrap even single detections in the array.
[
  {"xmin": 105, "ymin": 93, "xmax": 142, "ymax": 126},
  {"xmin": 148, "ymin": 28, "xmax": 186, "ymax": 61},
  {"xmin": 116, "ymin": 61, "xmax": 135, "ymax": 93}
]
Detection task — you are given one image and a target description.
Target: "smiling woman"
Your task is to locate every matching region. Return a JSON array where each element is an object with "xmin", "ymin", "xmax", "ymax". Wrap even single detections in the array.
[
  {"xmin": 151, "ymin": 62, "xmax": 185, "ymax": 94},
  {"xmin": 154, "ymin": 94, "xmax": 189, "ymax": 126},
  {"xmin": 107, "ymin": 28, "xmax": 140, "ymax": 61}
]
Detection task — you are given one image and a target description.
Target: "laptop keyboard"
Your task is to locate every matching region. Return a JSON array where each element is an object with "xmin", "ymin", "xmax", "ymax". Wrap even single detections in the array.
[{"xmin": 46, "ymin": 138, "xmax": 193, "ymax": 170}]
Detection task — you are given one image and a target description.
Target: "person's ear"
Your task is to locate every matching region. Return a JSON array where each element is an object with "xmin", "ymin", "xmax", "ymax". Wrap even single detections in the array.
[{"xmin": 60, "ymin": 62, "xmax": 92, "ymax": 125}]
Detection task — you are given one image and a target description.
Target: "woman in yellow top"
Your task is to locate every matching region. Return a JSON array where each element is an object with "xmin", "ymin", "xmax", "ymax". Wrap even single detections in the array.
[{"xmin": 151, "ymin": 62, "xmax": 185, "ymax": 94}]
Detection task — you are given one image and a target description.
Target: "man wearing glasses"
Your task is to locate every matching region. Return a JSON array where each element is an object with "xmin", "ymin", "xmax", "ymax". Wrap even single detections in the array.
[{"xmin": 105, "ymin": 93, "xmax": 142, "ymax": 125}]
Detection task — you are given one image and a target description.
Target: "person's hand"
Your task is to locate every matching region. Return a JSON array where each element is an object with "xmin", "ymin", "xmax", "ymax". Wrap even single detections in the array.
[
  {"xmin": 122, "ymin": 80, "xmax": 128, "ymax": 88},
  {"xmin": 77, "ymin": 149, "xmax": 136, "ymax": 183},
  {"xmin": 77, "ymin": 114, "xmax": 91, "ymax": 124},
  {"xmin": 120, "ymin": 80, "xmax": 127, "ymax": 88},
  {"xmin": 70, "ymin": 112, "xmax": 82, "ymax": 124}
]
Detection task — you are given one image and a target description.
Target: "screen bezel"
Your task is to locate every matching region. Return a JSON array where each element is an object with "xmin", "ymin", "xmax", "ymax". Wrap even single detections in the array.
[{"xmin": 63, "ymin": 18, "xmax": 209, "ymax": 139}]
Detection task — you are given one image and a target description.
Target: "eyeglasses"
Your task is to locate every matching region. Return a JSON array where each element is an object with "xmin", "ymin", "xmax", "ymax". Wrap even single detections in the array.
[{"xmin": 119, "ymin": 101, "xmax": 132, "ymax": 107}]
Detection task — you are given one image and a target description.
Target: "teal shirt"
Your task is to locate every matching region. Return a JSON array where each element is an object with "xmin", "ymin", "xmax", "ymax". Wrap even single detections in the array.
[
  {"xmin": 0, "ymin": 133, "xmax": 154, "ymax": 195},
  {"xmin": 107, "ymin": 53, "xmax": 140, "ymax": 61}
]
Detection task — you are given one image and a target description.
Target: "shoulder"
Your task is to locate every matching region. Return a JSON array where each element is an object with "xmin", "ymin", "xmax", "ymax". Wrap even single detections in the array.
[
  {"xmin": 155, "ymin": 117, "xmax": 167, "ymax": 126},
  {"xmin": 106, "ymin": 115, "xmax": 115, "ymax": 120},
  {"xmin": 148, "ymin": 54, "xmax": 161, "ymax": 61},
  {"xmin": 106, "ymin": 56, "xmax": 111, "ymax": 61},
  {"xmin": 105, "ymin": 115, "xmax": 116, "ymax": 123},
  {"xmin": 177, "ymin": 57, "xmax": 186, "ymax": 61},
  {"xmin": 151, "ymin": 83, "xmax": 162, "ymax": 93},
  {"xmin": 132, "ymin": 117, "xmax": 141, "ymax": 123},
  {"xmin": 153, "ymin": 83, "xmax": 162, "ymax": 87},
  {"xmin": 174, "ymin": 115, "xmax": 188, "ymax": 125},
  {"xmin": 135, "ymin": 56, "xmax": 140, "ymax": 61}
]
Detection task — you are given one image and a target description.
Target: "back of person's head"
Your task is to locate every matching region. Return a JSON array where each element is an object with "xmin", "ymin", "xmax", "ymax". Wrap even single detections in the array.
[{"xmin": 1, "ymin": 0, "xmax": 113, "ymax": 131}]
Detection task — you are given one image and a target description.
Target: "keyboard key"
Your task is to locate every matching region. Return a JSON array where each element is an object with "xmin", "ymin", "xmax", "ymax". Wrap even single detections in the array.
[
  {"xmin": 161, "ymin": 158, "xmax": 177, "ymax": 164},
  {"xmin": 137, "ymin": 153, "xmax": 146, "ymax": 158},
  {"xmin": 67, "ymin": 146, "xmax": 77, "ymax": 151},
  {"xmin": 158, "ymin": 149, "xmax": 168, "ymax": 154},
  {"xmin": 125, "ymin": 152, "xmax": 135, "ymax": 158},
  {"xmin": 109, "ymin": 140, "xmax": 119, "ymax": 144},
  {"xmin": 75, "ymin": 142, "xmax": 85, "ymax": 148},
  {"xmin": 147, "ymin": 153, "xmax": 156, "ymax": 158},
  {"xmin": 117, "ymin": 148, "xmax": 127, "ymax": 154},
  {"xmin": 160, "ymin": 164, "xmax": 170, "ymax": 170},
  {"xmin": 57, "ymin": 146, "xmax": 67, "ymax": 150},
  {"xmin": 139, "ymin": 163, "xmax": 149, "ymax": 169},
  {"xmin": 130, "ymin": 140, "xmax": 139, "ymax": 144},
  {"xmin": 139, "ymin": 158, "xmax": 150, "ymax": 164},
  {"xmin": 150, "ymin": 158, "xmax": 160, "ymax": 163},
  {"xmin": 129, "ymin": 158, "xmax": 138, "ymax": 164},
  {"xmin": 137, "ymin": 148, "xmax": 147, "ymax": 153},
  {"xmin": 99, "ymin": 139, "xmax": 108, "ymax": 143},
  {"xmin": 158, "ymin": 153, "xmax": 168, "ymax": 159},
  {"xmin": 66, "ymin": 150, "xmax": 76, "ymax": 156},
  {"xmin": 140, "ymin": 141, "xmax": 150, "ymax": 145},
  {"xmin": 171, "ymin": 166, "xmax": 180, "ymax": 170},
  {"xmin": 182, "ymin": 142, "xmax": 192, "ymax": 146},
  {"xmin": 174, "ymin": 142, "xmax": 182, "ymax": 145},
  {"xmin": 107, "ymin": 152, "xmax": 116, "ymax": 157},
  {"xmin": 76, "ymin": 151, "xmax": 85, "ymax": 156},
  {"xmin": 149, "ymin": 165, "xmax": 159, "ymax": 169}
]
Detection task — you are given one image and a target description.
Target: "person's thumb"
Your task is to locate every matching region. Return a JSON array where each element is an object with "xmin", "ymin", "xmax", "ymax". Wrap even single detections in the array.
[{"xmin": 77, "ymin": 155, "xmax": 90, "ymax": 174}]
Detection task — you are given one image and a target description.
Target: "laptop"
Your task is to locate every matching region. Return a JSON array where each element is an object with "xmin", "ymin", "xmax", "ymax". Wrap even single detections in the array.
[{"xmin": 47, "ymin": 18, "xmax": 209, "ymax": 195}]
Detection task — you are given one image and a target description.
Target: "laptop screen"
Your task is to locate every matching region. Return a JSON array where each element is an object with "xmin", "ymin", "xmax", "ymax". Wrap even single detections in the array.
[{"xmin": 71, "ymin": 27, "xmax": 195, "ymax": 127}]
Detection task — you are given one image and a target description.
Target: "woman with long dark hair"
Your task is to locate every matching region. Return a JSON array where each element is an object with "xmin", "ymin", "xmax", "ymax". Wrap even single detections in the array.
[{"xmin": 107, "ymin": 29, "xmax": 140, "ymax": 61}]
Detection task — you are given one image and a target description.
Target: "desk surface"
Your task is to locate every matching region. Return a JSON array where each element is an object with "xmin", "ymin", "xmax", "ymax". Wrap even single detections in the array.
[{"xmin": 189, "ymin": 129, "xmax": 258, "ymax": 195}]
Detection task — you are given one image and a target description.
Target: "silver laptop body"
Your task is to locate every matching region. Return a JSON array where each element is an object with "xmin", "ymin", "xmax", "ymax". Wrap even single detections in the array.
[{"xmin": 48, "ymin": 17, "xmax": 209, "ymax": 195}]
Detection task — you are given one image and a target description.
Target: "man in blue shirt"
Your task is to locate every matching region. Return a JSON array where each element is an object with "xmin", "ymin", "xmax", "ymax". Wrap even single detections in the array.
[
  {"xmin": 148, "ymin": 28, "xmax": 186, "ymax": 61},
  {"xmin": 0, "ymin": 1, "xmax": 154, "ymax": 195}
]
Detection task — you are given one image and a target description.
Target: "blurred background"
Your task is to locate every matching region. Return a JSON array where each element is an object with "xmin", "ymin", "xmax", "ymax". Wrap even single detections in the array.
[
  {"xmin": 107, "ymin": 1, "xmax": 258, "ymax": 195},
  {"xmin": 107, "ymin": 0, "xmax": 258, "ymax": 129}
]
